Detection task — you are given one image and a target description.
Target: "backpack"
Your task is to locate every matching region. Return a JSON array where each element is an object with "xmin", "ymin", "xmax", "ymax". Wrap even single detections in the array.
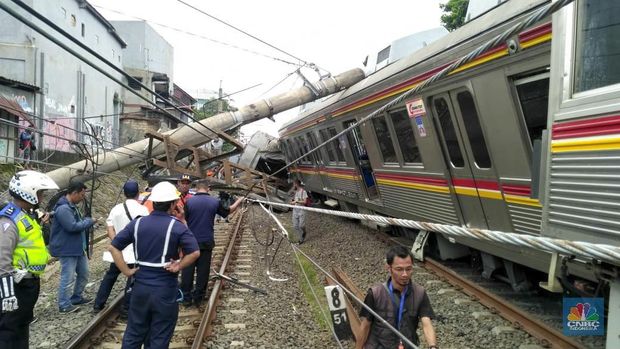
[{"xmin": 304, "ymin": 194, "xmax": 312, "ymax": 207}]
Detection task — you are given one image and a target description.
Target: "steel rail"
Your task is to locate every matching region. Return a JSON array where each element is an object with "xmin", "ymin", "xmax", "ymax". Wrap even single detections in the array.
[
  {"xmin": 191, "ymin": 209, "xmax": 245, "ymax": 348},
  {"xmin": 64, "ymin": 292, "xmax": 124, "ymax": 349},
  {"xmin": 422, "ymin": 257, "xmax": 585, "ymax": 349}
]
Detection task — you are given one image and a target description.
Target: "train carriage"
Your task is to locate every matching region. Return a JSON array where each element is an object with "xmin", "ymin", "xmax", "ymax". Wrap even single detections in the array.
[{"xmin": 279, "ymin": 0, "xmax": 620, "ymax": 301}]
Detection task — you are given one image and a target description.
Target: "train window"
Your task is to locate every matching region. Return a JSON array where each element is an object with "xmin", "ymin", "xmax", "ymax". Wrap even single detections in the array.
[
  {"xmin": 433, "ymin": 97, "xmax": 464, "ymax": 168},
  {"xmin": 328, "ymin": 127, "xmax": 346, "ymax": 162},
  {"xmin": 319, "ymin": 129, "xmax": 336, "ymax": 162},
  {"xmin": 514, "ymin": 73, "xmax": 549, "ymax": 147},
  {"xmin": 389, "ymin": 110, "xmax": 421, "ymax": 164},
  {"xmin": 574, "ymin": 0, "xmax": 620, "ymax": 93},
  {"xmin": 306, "ymin": 132, "xmax": 321, "ymax": 163},
  {"xmin": 295, "ymin": 137, "xmax": 309, "ymax": 164},
  {"xmin": 456, "ymin": 91, "xmax": 491, "ymax": 169},
  {"xmin": 372, "ymin": 116, "xmax": 398, "ymax": 163}
]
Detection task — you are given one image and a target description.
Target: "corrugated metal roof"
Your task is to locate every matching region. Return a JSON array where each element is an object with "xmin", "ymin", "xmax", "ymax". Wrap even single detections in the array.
[
  {"xmin": 0, "ymin": 76, "xmax": 39, "ymax": 92},
  {"xmin": 0, "ymin": 95, "xmax": 35, "ymax": 126}
]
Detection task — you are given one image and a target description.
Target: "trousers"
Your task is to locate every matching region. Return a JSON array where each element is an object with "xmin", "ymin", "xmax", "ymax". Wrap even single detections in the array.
[
  {"xmin": 94, "ymin": 263, "xmax": 134, "ymax": 312},
  {"xmin": 292, "ymin": 209, "xmax": 306, "ymax": 241},
  {"xmin": 57, "ymin": 255, "xmax": 89, "ymax": 309},
  {"xmin": 0, "ymin": 278, "xmax": 39, "ymax": 349},
  {"xmin": 122, "ymin": 281, "xmax": 179, "ymax": 349},
  {"xmin": 180, "ymin": 242, "xmax": 213, "ymax": 304}
]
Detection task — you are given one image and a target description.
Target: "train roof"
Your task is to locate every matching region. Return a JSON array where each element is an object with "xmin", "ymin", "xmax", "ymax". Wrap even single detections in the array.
[{"xmin": 279, "ymin": 0, "xmax": 548, "ymax": 135}]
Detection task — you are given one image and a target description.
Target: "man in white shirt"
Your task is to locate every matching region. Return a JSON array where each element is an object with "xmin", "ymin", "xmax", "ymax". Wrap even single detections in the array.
[
  {"xmin": 290, "ymin": 179, "xmax": 309, "ymax": 244},
  {"xmin": 93, "ymin": 180, "xmax": 149, "ymax": 316}
]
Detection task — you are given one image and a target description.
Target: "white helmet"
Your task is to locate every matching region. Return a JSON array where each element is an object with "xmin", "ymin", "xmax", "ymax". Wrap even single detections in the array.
[
  {"xmin": 149, "ymin": 181, "xmax": 180, "ymax": 202},
  {"xmin": 9, "ymin": 170, "xmax": 59, "ymax": 205}
]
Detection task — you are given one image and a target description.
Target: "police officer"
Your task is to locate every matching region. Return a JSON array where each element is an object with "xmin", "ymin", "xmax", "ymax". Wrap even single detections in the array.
[
  {"xmin": 0, "ymin": 170, "xmax": 59, "ymax": 349},
  {"xmin": 109, "ymin": 181, "xmax": 199, "ymax": 348}
]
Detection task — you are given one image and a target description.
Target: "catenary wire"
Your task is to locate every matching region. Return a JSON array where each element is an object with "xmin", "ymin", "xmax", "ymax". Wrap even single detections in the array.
[
  {"xmin": 175, "ymin": 0, "xmax": 321, "ymax": 70},
  {"xmin": 5, "ymin": 1, "xmax": 220, "ymax": 144},
  {"xmin": 92, "ymin": 5, "xmax": 301, "ymax": 67},
  {"xmin": 256, "ymin": 202, "xmax": 418, "ymax": 349},
  {"xmin": 0, "ymin": 103, "xmax": 149, "ymax": 160}
]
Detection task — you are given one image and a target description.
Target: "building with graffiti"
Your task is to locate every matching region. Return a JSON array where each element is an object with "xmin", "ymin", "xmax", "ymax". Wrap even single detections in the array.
[{"xmin": 0, "ymin": 0, "xmax": 126, "ymax": 164}]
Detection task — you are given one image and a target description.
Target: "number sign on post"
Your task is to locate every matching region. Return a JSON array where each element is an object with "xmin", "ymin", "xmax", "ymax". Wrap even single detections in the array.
[{"xmin": 324, "ymin": 285, "xmax": 353, "ymax": 340}]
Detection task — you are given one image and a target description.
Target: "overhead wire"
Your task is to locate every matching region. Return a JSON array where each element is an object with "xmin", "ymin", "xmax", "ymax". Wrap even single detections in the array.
[
  {"xmin": 175, "ymin": 0, "xmax": 319, "ymax": 69},
  {"xmin": 256, "ymin": 202, "xmax": 417, "ymax": 349},
  {"xmin": 0, "ymin": 103, "xmax": 149, "ymax": 160},
  {"xmin": 4, "ymin": 1, "xmax": 221, "ymax": 147},
  {"xmin": 92, "ymin": 5, "xmax": 301, "ymax": 67},
  {"xmin": 267, "ymin": 0, "xmax": 575, "ymax": 180}
]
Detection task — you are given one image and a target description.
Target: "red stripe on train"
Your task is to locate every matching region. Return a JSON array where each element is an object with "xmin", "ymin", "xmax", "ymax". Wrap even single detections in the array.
[
  {"xmin": 552, "ymin": 114, "xmax": 620, "ymax": 140},
  {"xmin": 518, "ymin": 22, "xmax": 552, "ymax": 43},
  {"xmin": 452, "ymin": 178, "xmax": 500, "ymax": 190},
  {"xmin": 501, "ymin": 184, "xmax": 531, "ymax": 196}
]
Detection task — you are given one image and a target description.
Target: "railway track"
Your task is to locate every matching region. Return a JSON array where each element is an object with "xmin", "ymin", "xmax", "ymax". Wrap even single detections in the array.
[{"xmin": 64, "ymin": 211, "xmax": 245, "ymax": 349}]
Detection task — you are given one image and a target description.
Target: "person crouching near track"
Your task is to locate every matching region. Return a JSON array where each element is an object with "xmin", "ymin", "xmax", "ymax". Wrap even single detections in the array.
[
  {"xmin": 0, "ymin": 170, "xmax": 58, "ymax": 349},
  {"xmin": 357, "ymin": 245, "xmax": 438, "ymax": 349},
  {"xmin": 109, "ymin": 181, "xmax": 199, "ymax": 348},
  {"xmin": 93, "ymin": 180, "xmax": 149, "ymax": 317},
  {"xmin": 290, "ymin": 179, "xmax": 308, "ymax": 244}
]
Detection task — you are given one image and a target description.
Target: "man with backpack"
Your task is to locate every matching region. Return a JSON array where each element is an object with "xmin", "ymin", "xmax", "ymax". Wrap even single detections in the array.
[
  {"xmin": 18, "ymin": 128, "xmax": 35, "ymax": 169},
  {"xmin": 93, "ymin": 180, "xmax": 149, "ymax": 317},
  {"xmin": 290, "ymin": 179, "xmax": 309, "ymax": 244}
]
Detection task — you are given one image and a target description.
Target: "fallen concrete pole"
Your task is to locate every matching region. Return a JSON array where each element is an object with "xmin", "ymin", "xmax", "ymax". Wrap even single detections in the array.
[{"xmin": 46, "ymin": 69, "xmax": 365, "ymax": 188}]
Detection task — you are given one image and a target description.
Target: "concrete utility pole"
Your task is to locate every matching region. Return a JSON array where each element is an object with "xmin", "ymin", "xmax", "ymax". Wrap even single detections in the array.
[{"xmin": 46, "ymin": 68, "xmax": 365, "ymax": 189}]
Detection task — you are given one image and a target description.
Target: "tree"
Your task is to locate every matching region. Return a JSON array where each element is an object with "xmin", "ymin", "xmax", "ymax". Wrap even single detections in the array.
[
  {"xmin": 194, "ymin": 97, "xmax": 239, "ymax": 153},
  {"xmin": 440, "ymin": 0, "xmax": 469, "ymax": 32}
]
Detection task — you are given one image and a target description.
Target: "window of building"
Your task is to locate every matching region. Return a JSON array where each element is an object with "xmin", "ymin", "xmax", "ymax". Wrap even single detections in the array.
[
  {"xmin": 389, "ymin": 110, "xmax": 421, "ymax": 164},
  {"xmin": 574, "ymin": 0, "xmax": 620, "ymax": 93},
  {"xmin": 377, "ymin": 46, "xmax": 390, "ymax": 65},
  {"xmin": 372, "ymin": 115, "xmax": 397, "ymax": 163},
  {"xmin": 433, "ymin": 97, "xmax": 464, "ymax": 168},
  {"xmin": 319, "ymin": 129, "xmax": 336, "ymax": 162},
  {"xmin": 328, "ymin": 127, "xmax": 345, "ymax": 162},
  {"xmin": 514, "ymin": 72, "xmax": 549, "ymax": 147},
  {"xmin": 456, "ymin": 91, "xmax": 491, "ymax": 168},
  {"xmin": 81, "ymin": 23, "xmax": 85, "ymax": 37},
  {"xmin": 128, "ymin": 76, "xmax": 143, "ymax": 90}
]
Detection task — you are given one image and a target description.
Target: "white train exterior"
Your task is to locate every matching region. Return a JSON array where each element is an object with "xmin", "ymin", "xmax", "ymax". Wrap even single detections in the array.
[{"xmin": 279, "ymin": 0, "xmax": 620, "ymax": 305}]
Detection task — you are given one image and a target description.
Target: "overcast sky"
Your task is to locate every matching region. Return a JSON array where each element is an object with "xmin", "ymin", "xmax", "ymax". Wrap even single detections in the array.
[{"xmin": 88, "ymin": 0, "xmax": 444, "ymax": 137}]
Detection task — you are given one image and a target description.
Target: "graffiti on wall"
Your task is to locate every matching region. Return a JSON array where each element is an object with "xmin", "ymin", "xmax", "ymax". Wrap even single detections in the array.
[{"xmin": 43, "ymin": 96, "xmax": 78, "ymax": 151}]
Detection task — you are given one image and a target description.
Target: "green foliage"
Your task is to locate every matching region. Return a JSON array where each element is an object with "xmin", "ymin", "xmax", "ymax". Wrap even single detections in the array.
[
  {"xmin": 295, "ymin": 254, "xmax": 331, "ymax": 330},
  {"xmin": 195, "ymin": 97, "xmax": 237, "ymax": 121},
  {"xmin": 440, "ymin": 0, "xmax": 469, "ymax": 32}
]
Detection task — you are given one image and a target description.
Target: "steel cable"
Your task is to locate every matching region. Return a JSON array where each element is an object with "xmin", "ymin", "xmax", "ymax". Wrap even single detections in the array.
[{"xmin": 249, "ymin": 199, "xmax": 620, "ymax": 267}]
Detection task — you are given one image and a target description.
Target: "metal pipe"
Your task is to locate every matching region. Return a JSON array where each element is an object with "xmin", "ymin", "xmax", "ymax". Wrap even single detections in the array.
[{"xmin": 44, "ymin": 69, "xmax": 365, "ymax": 188}]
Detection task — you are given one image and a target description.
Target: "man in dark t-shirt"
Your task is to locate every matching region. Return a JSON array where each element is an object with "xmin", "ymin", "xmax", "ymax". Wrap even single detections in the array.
[
  {"xmin": 180, "ymin": 179, "xmax": 243, "ymax": 307},
  {"xmin": 357, "ymin": 246, "xmax": 438, "ymax": 349}
]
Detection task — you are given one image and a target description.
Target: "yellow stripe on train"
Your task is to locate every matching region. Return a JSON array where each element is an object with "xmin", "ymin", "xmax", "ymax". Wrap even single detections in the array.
[
  {"xmin": 552, "ymin": 135, "xmax": 620, "ymax": 153},
  {"xmin": 377, "ymin": 178, "xmax": 450, "ymax": 194},
  {"xmin": 504, "ymin": 194, "xmax": 542, "ymax": 208}
]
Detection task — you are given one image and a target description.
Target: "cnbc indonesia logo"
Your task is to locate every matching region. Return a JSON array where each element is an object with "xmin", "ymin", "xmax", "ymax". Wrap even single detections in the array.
[{"xmin": 563, "ymin": 298, "xmax": 604, "ymax": 336}]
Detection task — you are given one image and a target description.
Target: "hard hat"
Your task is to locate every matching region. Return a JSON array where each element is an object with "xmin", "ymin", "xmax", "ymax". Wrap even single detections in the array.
[
  {"xmin": 149, "ymin": 181, "xmax": 180, "ymax": 202},
  {"xmin": 9, "ymin": 170, "xmax": 59, "ymax": 205}
]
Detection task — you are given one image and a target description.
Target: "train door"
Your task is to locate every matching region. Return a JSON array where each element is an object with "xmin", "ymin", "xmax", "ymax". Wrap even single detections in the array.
[
  {"xmin": 306, "ymin": 131, "xmax": 330, "ymax": 189},
  {"xmin": 343, "ymin": 119, "xmax": 380, "ymax": 200},
  {"xmin": 430, "ymin": 89, "xmax": 498, "ymax": 229}
]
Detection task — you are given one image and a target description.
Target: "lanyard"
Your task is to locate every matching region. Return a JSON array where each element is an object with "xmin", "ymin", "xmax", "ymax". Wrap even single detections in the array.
[{"xmin": 388, "ymin": 280, "xmax": 408, "ymax": 330}]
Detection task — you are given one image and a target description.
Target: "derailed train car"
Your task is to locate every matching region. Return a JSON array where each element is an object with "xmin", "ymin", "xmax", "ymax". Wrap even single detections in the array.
[{"xmin": 278, "ymin": 0, "xmax": 620, "ymax": 296}]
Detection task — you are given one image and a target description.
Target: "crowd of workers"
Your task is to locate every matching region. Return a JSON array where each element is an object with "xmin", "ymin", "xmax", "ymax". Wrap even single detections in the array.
[{"xmin": 0, "ymin": 169, "xmax": 438, "ymax": 349}]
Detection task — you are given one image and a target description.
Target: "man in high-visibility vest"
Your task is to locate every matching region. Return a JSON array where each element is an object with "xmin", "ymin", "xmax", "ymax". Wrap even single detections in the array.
[{"xmin": 0, "ymin": 170, "xmax": 59, "ymax": 349}]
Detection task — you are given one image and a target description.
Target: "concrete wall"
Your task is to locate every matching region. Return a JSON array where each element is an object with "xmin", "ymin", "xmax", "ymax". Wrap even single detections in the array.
[{"xmin": 0, "ymin": 0, "xmax": 125, "ymax": 158}]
